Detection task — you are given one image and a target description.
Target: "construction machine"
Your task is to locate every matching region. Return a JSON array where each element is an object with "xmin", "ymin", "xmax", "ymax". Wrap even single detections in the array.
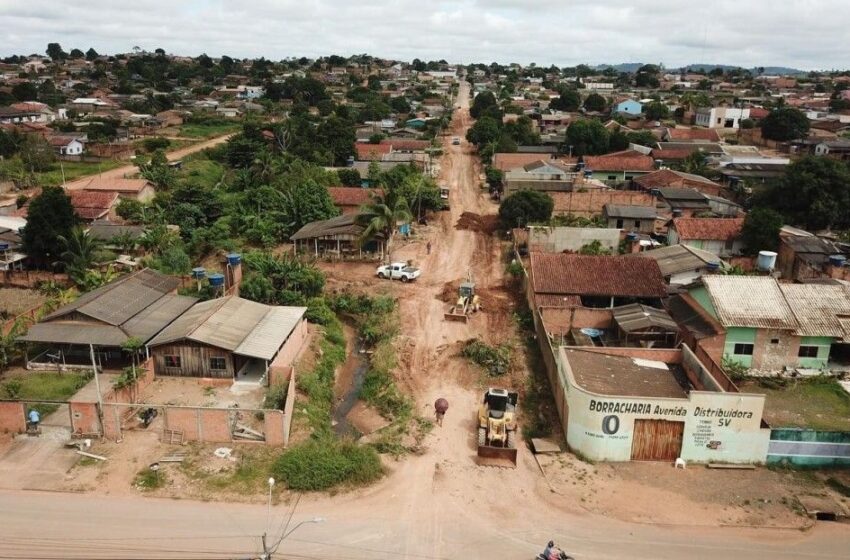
[
  {"xmin": 476, "ymin": 388, "xmax": 519, "ymax": 467},
  {"xmin": 444, "ymin": 281, "xmax": 480, "ymax": 323}
]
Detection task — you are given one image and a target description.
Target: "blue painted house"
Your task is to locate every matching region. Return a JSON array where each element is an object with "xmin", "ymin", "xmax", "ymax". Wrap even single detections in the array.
[{"xmin": 614, "ymin": 99, "xmax": 643, "ymax": 116}]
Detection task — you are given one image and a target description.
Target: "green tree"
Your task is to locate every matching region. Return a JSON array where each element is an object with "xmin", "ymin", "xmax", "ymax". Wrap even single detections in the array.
[
  {"xmin": 643, "ymin": 101, "xmax": 670, "ymax": 120},
  {"xmin": 356, "ymin": 196, "xmax": 413, "ymax": 260},
  {"xmin": 583, "ymin": 93, "xmax": 607, "ymax": 112},
  {"xmin": 579, "ymin": 240, "xmax": 613, "ymax": 255},
  {"xmin": 466, "ymin": 115, "xmax": 502, "ymax": 146},
  {"xmin": 337, "ymin": 168, "xmax": 361, "ymax": 187},
  {"xmin": 69, "ymin": 48, "xmax": 84, "ymax": 59},
  {"xmin": 470, "ymin": 91, "xmax": 501, "ymax": 119},
  {"xmin": 498, "ymin": 190, "xmax": 554, "ymax": 227},
  {"xmin": 85, "ymin": 48, "xmax": 99, "ymax": 61},
  {"xmin": 11, "ymin": 82, "xmax": 38, "ymax": 102},
  {"xmin": 22, "ymin": 186, "xmax": 77, "ymax": 264},
  {"xmin": 739, "ymin": 208, "xmax": 783, "ymax": 255},
  {"xmin": 635, "ymin": 64, "xmax": 661, "ymax": 88},
  {"xmin": 761, "ymin": 107, "xmax": 810, "ymax": 141},
  {"xmin": 59, "ymin": 227, "xmax": 103, "ymax": 287},
  {"xmin": 549, "ymin": 87, "xmax": 580, "ymax": 112},
  {"xmin": 565, "ymin": 119, "xmax": 610, "ymax": 156},
  {"xmin": 762, "ymin": 156, "xmax": 850, "ymax": 230},
  {"xmin": 46, "ymin": 42, "xmax": 67, "ymax": 61}
]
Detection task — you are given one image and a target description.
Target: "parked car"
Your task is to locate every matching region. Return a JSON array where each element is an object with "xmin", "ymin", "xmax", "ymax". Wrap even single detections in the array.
[
  {"xmin": 452, "ymin": 137, "xmax": 461, "ymax": 145},
  {"xmin": 376, "ymin": 262, "xmax": 421, "ymax": 282}
]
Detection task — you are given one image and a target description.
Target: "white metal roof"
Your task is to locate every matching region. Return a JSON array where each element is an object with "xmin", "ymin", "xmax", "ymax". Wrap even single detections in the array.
[
  {"xmin": 235, "ymin": 306, "xmax": 307, "ymax": 361},
  {"xmin": 779, "ymin": 284, "xmax": 850, "ymax": 338},
  {"xmin": 702, "ymin": 276, "xmax": 797, "ymax": 330}
]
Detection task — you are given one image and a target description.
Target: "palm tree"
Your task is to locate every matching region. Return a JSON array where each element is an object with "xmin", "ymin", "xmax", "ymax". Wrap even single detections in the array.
[
  {"xmin": 59, "ymin": 227, "xmax": 102, "ymax": 286},
  {"xmin": 356, "ymin": 195, "xmax": 413, "ymax": 261}
]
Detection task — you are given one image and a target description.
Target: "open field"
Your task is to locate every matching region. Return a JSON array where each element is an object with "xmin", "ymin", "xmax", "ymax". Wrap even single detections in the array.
[
  {"xmin": 35, "ymin": 160, "xmax": 127, "ymax": 186},
  {"xmin": 179, "ymin": 122, "xmax": 242, "ymax": 138},
  {"xmin": 740, "ymin": 377, "xmax": 850, "ymax": 431}
]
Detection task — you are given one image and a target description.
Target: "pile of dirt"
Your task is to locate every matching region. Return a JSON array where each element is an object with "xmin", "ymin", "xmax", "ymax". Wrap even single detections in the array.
[
  {"xmin": 437, "ymin": 281, "xmax": 513, "ymax": 315},
  {"xmin": 455, "ymin": 212, "xmax": 499, "ymax": 234}
]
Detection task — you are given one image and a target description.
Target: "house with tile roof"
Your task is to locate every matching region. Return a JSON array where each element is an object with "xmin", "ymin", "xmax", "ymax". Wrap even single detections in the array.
[
  {"xmin": 582, "ymin": 150, "xmax": 655, "ymax": 184},
  {"xmin": 667, "ymin": 217, "xmax": 744, "ymax": 257},
  {"xmin": 327, "ymin": 187, "xmax": 381, "ymax": 215},
  {"xmin": 529, "ymin": 252, "xmax": 666, "ymax": 308},
  {"xmin": 662, "ymin": 127, "xmax": 722, "ymax": 143},
  {"xmin": 687, "ymin": 276, "xmax": 850, "ymax": 371},
  {"xmin": 633, "ymin": 168, "xmax": 722, "ymax": 197},
  {"xmin": 82, "ymin": 178, "xmax": 155, "ymax": 202}
]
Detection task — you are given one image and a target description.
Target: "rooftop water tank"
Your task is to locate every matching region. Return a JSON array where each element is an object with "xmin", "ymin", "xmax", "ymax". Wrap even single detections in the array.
[
  {"xmin": 625, "ymin": 232, "xmax": 639, "ymax": 241},
  {"xmin": 191, "ymin": 267, "xmax": 206, "ymax": 279},
  {"xmin": 829, "ymin": 254, "xmax": 847, "ymax": 267},
  {"xmin": 706, "ymin": 261, "xmax": 721, "ymax": 271},
  {"xmin": 226, "ymin": 253, "xmax": 242, "ymax": 266},
  {"xmin": 208, "ymin": 273, "xmax": 225, "ymax": 287},
  {"xmin": 757, "ymin": 251, "xmax": 777, "ymax": 272}
]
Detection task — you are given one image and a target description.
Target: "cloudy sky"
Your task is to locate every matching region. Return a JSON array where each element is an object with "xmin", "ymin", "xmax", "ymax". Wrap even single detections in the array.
[{"xmin": 2, "ymin": 0, "xmax": 848, "ymax": 70}]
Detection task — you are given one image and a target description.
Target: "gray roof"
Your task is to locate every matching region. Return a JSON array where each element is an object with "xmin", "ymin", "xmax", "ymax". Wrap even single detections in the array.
[
  {"xmin": 632, "ymin": 244, "xmax": 721, "ymax": 276},
  {"xmin": 148, "ymin": 296, "xmax": 306, "ymax": 361},
  {"xmin": 290, "ymin": 213, "xmax": 378, "ymax": 241},
  {"xmin": 604, "ymin": 204, "xmax": 657, "ymax": 220},
  {"xmin": 702, "ymin": 276, "xmax": 798, "ymax": 330},
  {"xmin": 658, "ymin": 188, "xmax": 708, "ymax": 201},
  {"xmin": 24, "ymin": 269, "xmax": 191, "ymax": 347},
  {"xmin": 88, "ymin": 222, "xmax": 146, "ymax": 242},
  {"xmin": 613, "ymin": 303, "xmax": 678, "ymax": 333},
  {"xmin": 783, "ymin": 235, "xmax": 838, "ymax": 255},
  {"xmin": 779, "ymin": 284, "xmax": 850, "ymax": 338}
]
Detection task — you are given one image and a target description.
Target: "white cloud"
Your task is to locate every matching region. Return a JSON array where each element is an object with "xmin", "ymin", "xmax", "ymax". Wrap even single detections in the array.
[{"xmin": 0, "ymin": 0, "xmax": 847, "ymax": 69}]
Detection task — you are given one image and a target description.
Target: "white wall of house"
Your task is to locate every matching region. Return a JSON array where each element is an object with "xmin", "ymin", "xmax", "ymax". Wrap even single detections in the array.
[{"xmin": 695, "ymin": 107, "xmax": 751, "ymax": 129}]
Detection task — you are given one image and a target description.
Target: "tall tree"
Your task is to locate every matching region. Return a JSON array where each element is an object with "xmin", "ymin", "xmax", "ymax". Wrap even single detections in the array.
[
  {"xmin": 85, "ymin": 48, "xmax": 99, "ymax": 61},
  {"xmin": 761, "ymin": 107, "xmax": 810, "ymax": 141},
  {"xmin": 356, "ymin": 196, "xmax": 413, "ymax": 260},
  {"xmin": 46, "ymin": 42, "xmax": 67, "ymax": 61},
  {"xmin": 565, "ymin": 119, "xmax": 610, "ymax": 156},
  {"xmin": 762, "ymin": 156, "xmax": 850, "ymax": 230},
  {"xmin": 739, "ymin": 208, "xmax": 783, "ymax": 255},
  {"xmin": 21, "ymin": 186, "xmax": 77, "ymax": 264},
  {"xmin": 583, "ymin": 93, "xmax": 607, "ymax": 112},
  {"xmin": 59, "ymin": 227, "xmax": 103, "ymax": 286},
  {"xmin": 498, "ymin": 190, "xmax": 554, "ymax": 228}
]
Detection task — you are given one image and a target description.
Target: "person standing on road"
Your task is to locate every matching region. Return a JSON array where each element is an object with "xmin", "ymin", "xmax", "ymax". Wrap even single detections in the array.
[
  {"xmin": 426, "ymin": 241, "xmax": 432, "ymax": 255},
  {"xmin": 434, "ymin": 398, "xmax": 448, "ymax": 426},
  {"xmin": 27, "ymin": 409, "xmax": 40, "ymax": 432}
]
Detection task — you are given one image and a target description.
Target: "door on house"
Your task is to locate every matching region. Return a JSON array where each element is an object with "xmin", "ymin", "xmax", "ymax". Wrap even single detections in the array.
[{"xmin": 630, "ymin": 419, "xmax": 684, "ymax": 461}]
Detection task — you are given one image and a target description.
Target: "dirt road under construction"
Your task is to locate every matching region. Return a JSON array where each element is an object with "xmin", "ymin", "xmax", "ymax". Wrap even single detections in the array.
[{"xmin": 0, "ymin": 81, "xmax": 848, "ymax": 560}]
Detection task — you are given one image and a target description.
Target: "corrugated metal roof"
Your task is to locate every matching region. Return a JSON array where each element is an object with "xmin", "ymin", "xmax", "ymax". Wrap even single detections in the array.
[
  {"xmin": 122, "ymin": 294, "xmax": 198, "ymax": 341},
  {"xmin": 779, "ymin": 284, "xmax": 850, "ymax": 338},
  {"xmin": 632, "ymin": 244, "xmax": 720, "ymax": 276},
  {"xmin": 19, "ymin": 322, "xmax": 128, "ymax": 346},
  {"xmin": 235, "ymin": 306, "xmax": 307, "ymax": 360},
  {"xmin": 77, "ymin": 269, "xmax": 179, "ymax": 325},
  {"xmin": 148, "ymin": 296, "xmax": 306, "ymax": 360},
  {"xmin": 612, "ymin": 303, "xmax": 678, "ymax": 333},
  {"xmin": 702, "ymin": 276, "xmax": 797, "ymax": 330}
]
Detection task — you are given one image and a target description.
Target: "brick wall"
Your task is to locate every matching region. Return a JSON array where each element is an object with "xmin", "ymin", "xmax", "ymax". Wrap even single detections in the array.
[
  {"xmin": 265, "ymin": 410, "xmax": 286, "ymax": 446},
  {"xmin": 539, "ymin": 307, "xmax": 613, "ymax": 337},
  {"xmin": 198, "ymin": 408, "xmax": 232, "ymax": 442},
  {"xmin": 568, "ymin": 346, "xmax": 683, "ymax": 363},
  {"xmin": 163, "ymin": 408, "xmax": 200, "ymax": 441},
  {"xmin": 69, "ymin": 402, "xmax": 100, "ymax": 436},
  {"xmin": 0, "ymin": 401, "xmax": 25, "ymax": 434}
]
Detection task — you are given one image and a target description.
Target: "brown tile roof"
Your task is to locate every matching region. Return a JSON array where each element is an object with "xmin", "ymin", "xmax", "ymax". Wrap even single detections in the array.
[
  {"xmin": 633, "ymin": 169, "xmax": 721, "ymax": 193},
  {"xmin": 328, "ymin": 187, "xmax": 381, "ymax": 207},
  {"xmin": 530, "ymin": 252, "xmax": 667, "ymax": 298},
  {"xmin": 583, "ymin": 150, "xmax": 654, "ymax": 172},
  {"xmin": 649, "ymin": 148, "xmax": 698, "ymax": 161},
  {"xmin": 665, "ymin": 128, "xmax": 721, "ymax": 142},
  {"xmin": 83, "ymin": 178, "xmax": 152, "ymax": 193},
  {"xmin": 672, "ymin": 217, "xmax": 744, "ymax": 241},
  {"xmin": 16, "ymin": 189, "xmax": 118, "ymax": 221},
  {"xmin": 388, "ymin": 139, "xmax": 430, "ymax": 151},
  {"xmin": 492, "ymin": 152, "xmax": 556, "ymax": 172},
  {"xmin": 355, "ymin": 142, "xmax": 392, "ymax": 160}
]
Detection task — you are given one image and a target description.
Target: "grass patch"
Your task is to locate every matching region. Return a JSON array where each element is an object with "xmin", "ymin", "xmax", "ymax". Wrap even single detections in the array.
[
  {"xmin": 0, "ymin": 371, "xmax": 91, "ymax": 415},
  {"xmin": 296, "ymin": 317, "xmax": 346, "ymax": 438},
  {"xmin": 34, "ymin": 160, "xmax": 126, "ymax": 186},
  {"xmin": 272, "ymin": 439, "xmax": 382, "ymax": 491},
  {"xmin": 179, "ymin": 123, "xmax": 241, "ymax": 139},
  {"xmin": 180, "ymin": 446, "xmax": 278, "ymax": 494},
  {"xmin": 741, "ymin": 376, "xmax": 850, "ymax": 431},
  {"xmin": 134, "ymin": 467, "xmax": 167, "ymax": 491},
  {"xmin": 462, "ymin": 339, "xmax": 511, "ymax": 377}
]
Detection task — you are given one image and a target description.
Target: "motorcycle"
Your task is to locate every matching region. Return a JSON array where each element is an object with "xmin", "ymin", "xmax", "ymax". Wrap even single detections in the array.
[
  {"xmin": 536, "ymin": 542, "xmax": 574, "ymax": 560},
  {"xmin": 137, "ymin": 407, "xmax": 158, "ymax": 428}
]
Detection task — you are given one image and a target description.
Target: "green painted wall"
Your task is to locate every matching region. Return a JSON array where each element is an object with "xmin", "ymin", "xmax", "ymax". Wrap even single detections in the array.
[
  {"xmin": 689, "ymin": 286, "xmax": 718, "ymax": 319},
  {"xmin": 798, "ymin": 336, "xmax": 833, "ymax": 369},
  {"xmin": 768, "ymin": 429, "xmax": 850, "ymax": 467},
  {"xmin": 724, "ymin": 327, "xmax": 757, "ymax": 368}
]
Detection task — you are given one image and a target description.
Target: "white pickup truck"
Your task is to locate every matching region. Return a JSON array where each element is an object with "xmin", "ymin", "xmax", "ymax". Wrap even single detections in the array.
[{"xmin": 376, "ymin": 262, "xmax": 421, "ymax": 282}]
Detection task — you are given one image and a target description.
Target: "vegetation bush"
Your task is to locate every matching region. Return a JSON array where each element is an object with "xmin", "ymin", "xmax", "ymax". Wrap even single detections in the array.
[
  {"xmin": 499, "ymin": 190, "xmax": 554, "ymax": 228},
  {"xmin": 134, "ymin": 467, "xmax": 167, "ymax": 491},
  {"xmin": 272, "ymin": 440, "xmax": 382, "ymax": 491},
  {"xmin": 263, "ymin": 381, "xmax": 289, "ymax": 410},
  {"xmin": 462, "ymin": 339, "xmax": 511, "ymax": 376}
]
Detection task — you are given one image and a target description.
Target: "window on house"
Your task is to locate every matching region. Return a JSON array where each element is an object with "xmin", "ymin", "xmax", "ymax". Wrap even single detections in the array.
[
  {"xmin": 770, "ymin": 338, "xmax": 780, "ymax": 344},
  {"xmin": 608, "ymin": 175, "xmax": 616, "ymax": 181},
  {"xmin": 798, "ymin": 346, "xmax": 819, "ymax": 358},
  {"xmin": 717, "ymin": 118, "xmax": 722, "ymax": 124},
  {"xmin": 209, "ymin": 357, "xmax": 227, "ymax": 371},
  {"xmin": 615, "ymin": 219, "xmax": 624, "ymax": 229},
  {"xmin": 634, "ymin": 220, "xmax": 641, "ymax": 228},
  {"xmin": 733, "ymin": 343, "xmax": 754, "ymax": 356},
  {"xmin": 164, "ymin": 355, "xmax": 181, "ymax": 368}
]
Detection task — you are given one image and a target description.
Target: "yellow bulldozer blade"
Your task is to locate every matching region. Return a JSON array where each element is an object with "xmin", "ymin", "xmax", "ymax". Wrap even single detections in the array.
[
  {"xmin": 476, "ymin": 445, "xmax": 518, "ymax": 468},
  {"xmin": 444, "ymin": 308, "xmax": 469, "ymax": 322}
]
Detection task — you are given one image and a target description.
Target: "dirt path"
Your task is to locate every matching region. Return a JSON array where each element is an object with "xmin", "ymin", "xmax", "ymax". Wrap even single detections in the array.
[{"xmin": 62, "ymin": 133, "xmax": 234, "ymax": 190}]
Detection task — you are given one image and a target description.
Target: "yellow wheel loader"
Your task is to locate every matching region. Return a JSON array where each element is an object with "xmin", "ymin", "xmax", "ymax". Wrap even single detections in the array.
[
  {"xmin": 476, "ymin": 388, "xmax": 519, "ymax": 468},
  {"xmin": 444, "ymin": 281, "xmax": 480, "ymax": 323}
]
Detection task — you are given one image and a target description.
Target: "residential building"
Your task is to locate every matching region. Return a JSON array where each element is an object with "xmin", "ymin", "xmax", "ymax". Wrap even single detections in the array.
[
  {"xmin": 688, "ymin": 276, "xmax": 850, "ymax": 371},
  {"xmin": 814, "ymin": 140, "xmax": 850, "ymax": 161},
  {"xmin": 582, "ymin": 150, "xmax": 655, "ymax": 184},
  {"xmin": 602, "ymin": 204, "xmax": 657, "ymax": 233},
  {"xmin": 48, "ymin": 136, "xmax": 85, "ymax": 156},
  {"xmin": 614, "ymin": 99, "xmax": 643, "ymax": 116},
  {"xmin": 777, "ymin": 235, "xmax": 847, "ymax": 282},
  {"xmin": 328, "ymin": 187, "xmax": 380, "ymax": 215},
  {"xmin": 656, "ymin": 188, "xmax": 712, "ymax": 217},
  {"xmin": 291, "ymin": 213, "xmax": 385, "ymax": 258},
  {"xmin": 662, "ymin": 128, "xmax": 722, "ymax": 143},
  {"xmin": 633, "ymin": 169, "xmax": 722, "ymax": 197},
  {"xmin": 667, "ymin": 217, "xmax": 745, "ymax": 257},
  {"xmin": 630, "ymin": 244, "xmax": 722, "ymax": 286},
  {"xmin": 503, "ymin": 160, "xmax": 580, "ymax": 196},
  {"xmin": 695, "ymin": 107, "xmax": 751, "ymax": 129},
  {"xmin": 147, "ymin": 296, "xmax": 307, "ymax": 382},
  {"xmin": 81, "ymin": 178, "xmax": 156, "ymax": 203},
  {"xmin": 529, "ymin": 252, "xmax": 667, "ymax": 308}
]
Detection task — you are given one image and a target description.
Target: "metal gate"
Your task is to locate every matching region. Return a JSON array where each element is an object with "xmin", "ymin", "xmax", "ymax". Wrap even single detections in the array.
[{"xmin": 631, "ymin": 419, "xmax": 684, "ymax": 461}]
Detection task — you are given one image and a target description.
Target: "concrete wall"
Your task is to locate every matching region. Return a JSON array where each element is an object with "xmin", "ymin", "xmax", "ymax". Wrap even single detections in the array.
[
  {"xmin": 0, "ymin": 401, "xmax": 25, "ymax": 434},
  {"xmin": 270, "ymin": 318, "xmax": 309, "ymax": 383},
  {"xmin": 768, "ymin": 429, "xmax": 850, "ymax": 467},
  {"xmin": 527, "ymin": 226, "xmax": 621, "ymax": 253},
  {"xmin": 559, "ymin": 346, "xmax": 770, "ymax": 463},
  {"xmin": 539, "ymin": 307, "xmax": 612, "ymax": 337}
]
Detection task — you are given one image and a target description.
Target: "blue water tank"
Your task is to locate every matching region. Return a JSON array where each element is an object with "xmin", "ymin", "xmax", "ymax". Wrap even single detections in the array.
[
  {"xmin": 583, "ymin": 170, "xmax": 593, "ymax": 178},
  {"xmin": 226, "ymin": 253, "xmax": 242, "ymax": 266},
  {"xmin": 0, "ymin": 242, "xmax": 9, "ymax": 251},
  {"xmin": 208, "ymin": 273, "xmax": 225, "ymax": 287},
  {"xmin": 399, "ymin": 223, "xmax": 411, "ymax": 235},
  {"xmin": 706, "ymin": 261, "xmax": 721, "ymax": 271},
  {"xmin": 191, "ymin": 267, "xmax": 206, "ymax": 279},
  {"xmin": 829, "ymin": 254, "xmax": 847, "ymax": 267},
  {"xmin": 626, "ymin": 232, "xmax": 639, "ymax": 241},
  {"xmin": 757, "ymin": 251, "xmax": 778, "ymax": 272}
]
